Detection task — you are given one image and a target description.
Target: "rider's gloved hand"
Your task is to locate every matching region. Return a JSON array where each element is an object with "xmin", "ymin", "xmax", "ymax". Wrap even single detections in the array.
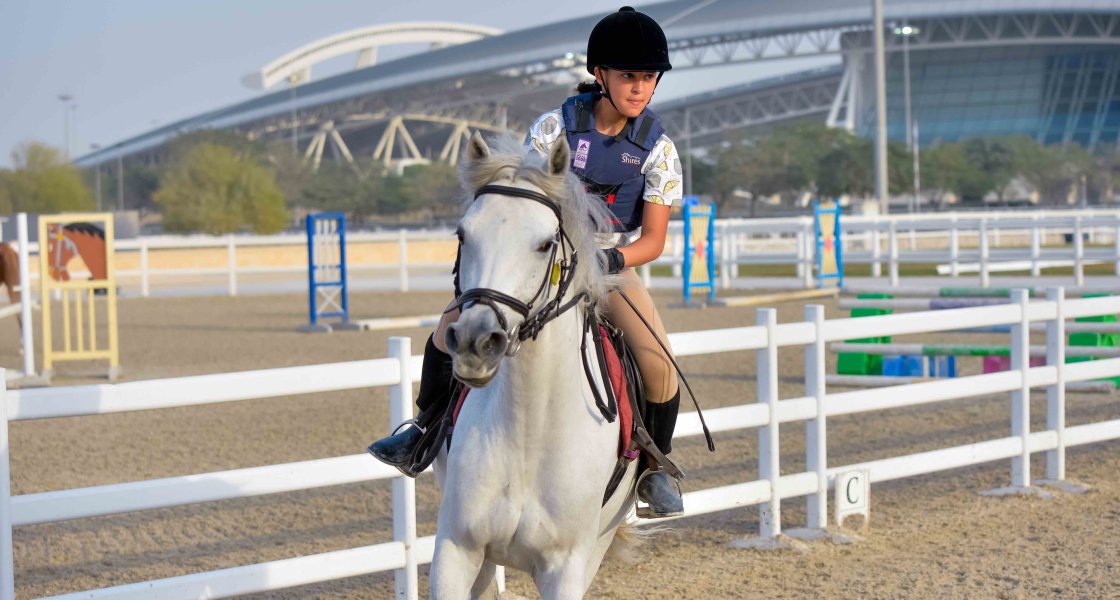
[{"xmin": 599, "ymin": 248, "xmax": 626, "ymax": 274}]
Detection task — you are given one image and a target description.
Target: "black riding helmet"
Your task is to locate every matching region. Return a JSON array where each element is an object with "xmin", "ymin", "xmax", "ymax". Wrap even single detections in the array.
[{"xmin": 586, "ymin": 6, "xmax": 672, "ymax": 74}]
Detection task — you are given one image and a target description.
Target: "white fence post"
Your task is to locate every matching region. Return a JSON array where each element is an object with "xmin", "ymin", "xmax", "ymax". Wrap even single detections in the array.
[
  {"xmin": 757, "ymin": 308, "xmax": 781, "ymax": 539},
  {"xmin": 1073, "ymin": 217, "xmax": 1084, "ymax": 287},
  {"xmin": 227, "ymin": 235, "xmax": 238, "ymax": 297},
  {"xmin": 795, "ymin": 227, "xmax": 806, "ymax": 281},
  {"xmin": 720, "ymin": 224, "xmax": 731, "ymax": 290},
  {"xmin": 804, "ymin": 305, "xmax": 827, "ymax": 530},
  {"xmin": 398, "ymin": 230, "xmax": 409, "ymax": 293},
  {"xmin": 1030, "ymin": 215, "xmax": 1041, "ymax": 277},
  {"xmin": 140, "ymin": 238, "xmax": 150, "ymax": 298},
  {"xmin": 949, "ymin": 214, "xmax": 960, "ymax": 277},
  {"xmin": 1045, "ymin": 287, "xmax": 1066, "ymax": 482},
  {"xmin": 671, "ymin": 233, "xmax": 682, "ymax": 278},
  {"xmin": 1113, "ymin": 217, "xmax": 1120, "ymax": 276},
  {"xmin": 888, "ymin": 221, "xmax": 899, "ymax": 287},
  {"xmin": 388, "ymin": 337, "xmax": 418, "ymax": 600},
  {"xmin": 979, "ymin": 219, "xmax": 990, "ymax": 288},
  {"xmin": 1010, "ymin": 289, "xmax": 1030, "ymax": 488},
  {"xmin": 16, "ymin": 214, "xmax": 35, "ymax": 377},
  {"xmin": 1, "ymin": 371, "xmax": 15, "ymax": 600},
  {"xmin": 640, "ymin": 263, "xmax": 651, "ymax": 287},
  {"xmin": 731, "ymin": 231, "xmax": 740, "ymax": 278},
  {"xmin": 871, "ymin": 218, "xmax": 882, "ymax": 278}
]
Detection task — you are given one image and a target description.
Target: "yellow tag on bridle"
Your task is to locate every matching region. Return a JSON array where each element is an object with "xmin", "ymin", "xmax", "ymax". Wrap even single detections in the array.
[{"xmin": 551, "ymin": 263, "xmax": 561, "ymax": 286}]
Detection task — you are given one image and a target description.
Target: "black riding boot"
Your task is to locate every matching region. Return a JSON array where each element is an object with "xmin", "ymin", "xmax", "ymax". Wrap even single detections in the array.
[
  {"xmin": 637, "ymin": 389, "xmax": 683, "ymax": 518},
  {"xmin": 367, "ymin": 334, "xmax": 456, "ymax": 477}
]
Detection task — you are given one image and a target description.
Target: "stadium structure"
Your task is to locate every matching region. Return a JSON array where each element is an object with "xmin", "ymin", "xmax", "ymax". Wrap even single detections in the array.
[{"xmin": 75, "ymin": 0, "xmax": 1120, "ymax": 175}]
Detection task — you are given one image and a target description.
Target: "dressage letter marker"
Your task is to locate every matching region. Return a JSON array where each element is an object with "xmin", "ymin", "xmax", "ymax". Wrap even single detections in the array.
[{"xmin": 834, "ymin": 469, "xmax": 870, "ymax": 530}]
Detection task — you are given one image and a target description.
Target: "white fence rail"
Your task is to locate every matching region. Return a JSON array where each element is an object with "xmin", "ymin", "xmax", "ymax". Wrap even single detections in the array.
[
  {"xmin": 3, "ymin": 290, "xmax": 1120, "ymax": 598},
  {"xmin": 10, "ymin": 209, "xmax": 1120, "ymax": 297}
]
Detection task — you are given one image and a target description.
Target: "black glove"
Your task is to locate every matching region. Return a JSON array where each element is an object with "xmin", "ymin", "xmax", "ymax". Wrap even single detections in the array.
[{"xmin": 599, "ymin": 248, "xmax": 626, "ymax": 274}]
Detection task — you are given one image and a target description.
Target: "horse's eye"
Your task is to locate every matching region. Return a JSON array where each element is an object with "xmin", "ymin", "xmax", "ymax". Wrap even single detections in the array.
[{"xmin": 537, "ymin": 239, "xmax": 556, "ymax": 253}]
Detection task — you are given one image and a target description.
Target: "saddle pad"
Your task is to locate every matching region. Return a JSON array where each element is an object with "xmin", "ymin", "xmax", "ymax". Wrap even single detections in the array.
[{"xmin": 451, "ymin": 325, "xmax": 635, "ymax": 460}]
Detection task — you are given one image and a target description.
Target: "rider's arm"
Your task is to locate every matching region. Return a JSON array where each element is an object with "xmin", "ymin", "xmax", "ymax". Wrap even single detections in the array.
[
  {"xmin": 616, "ymin": 135, "xmax": 682, "ymax": 268},
  {"xmin": 617, "ymin": 204, "xmax": 670, "ymax": 267}
]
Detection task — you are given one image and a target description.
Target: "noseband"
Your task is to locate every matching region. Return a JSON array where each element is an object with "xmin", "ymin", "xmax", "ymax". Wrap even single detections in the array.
[{"xmin": 453, "ymin": 184, "xmax": 586, "ymax": 356}]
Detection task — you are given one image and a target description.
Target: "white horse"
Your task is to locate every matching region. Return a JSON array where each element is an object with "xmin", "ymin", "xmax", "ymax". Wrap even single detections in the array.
[{"xmin": 430, "ymin": 132, "xmax": 640, "ymax": 599}]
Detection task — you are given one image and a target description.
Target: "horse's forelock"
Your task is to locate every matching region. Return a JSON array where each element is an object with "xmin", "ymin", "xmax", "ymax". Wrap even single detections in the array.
[{"xmin": 459, "ymin": 133, "xmax": 614, "ymax": 305}]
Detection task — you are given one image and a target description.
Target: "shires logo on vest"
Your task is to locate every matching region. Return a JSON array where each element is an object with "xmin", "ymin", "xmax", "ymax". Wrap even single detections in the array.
[
  {"xmin": 574, "ymin": 138, "xmax": 591, "ymax": 169},
  {"xmin": 620, "ymin": 153, "xmax": 642, "ymax": 166}
]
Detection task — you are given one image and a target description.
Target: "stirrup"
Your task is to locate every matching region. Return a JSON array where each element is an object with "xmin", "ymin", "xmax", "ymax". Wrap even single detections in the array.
[{"xmin": 636, "ymin": 468, "xmax": 684, "ymax": 519}]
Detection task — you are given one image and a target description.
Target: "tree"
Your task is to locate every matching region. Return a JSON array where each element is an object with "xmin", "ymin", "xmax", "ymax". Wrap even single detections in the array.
[
  {"xmin": 1011, "ymin": 139, "xmax": 1093, "ymax": 205},
  {"xmin": 1, "ymin": 142, "xmax": 94, "ymax": 213},
  {"xmin": 301, "ymin": 162, "xmax": 381, "ymax": 225},
  {"xmin": 397, "ymin": 162, "xmax": 462, "ymax": 222},
  {"xmin": 153, "ymin": 142, "xmax": 289, "ymax": 234},
  {"xmin": 920, "ymin": 143, "xmax": 968, "ymax": 210}
]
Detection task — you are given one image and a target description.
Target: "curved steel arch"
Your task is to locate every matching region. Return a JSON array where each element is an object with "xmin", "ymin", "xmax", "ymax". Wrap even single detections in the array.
[{"xmin": 245, "ymin": 21, "xmax": 503, "ymax": 90}]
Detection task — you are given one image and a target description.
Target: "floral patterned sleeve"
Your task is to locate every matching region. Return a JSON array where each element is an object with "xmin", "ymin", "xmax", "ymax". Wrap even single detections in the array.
[
  {"xmin": 641, "ymin": 134, "xmax": 683, "ymax": 207},
  {"xmin": 525, "ymin": 109, "xmax": 565, "ymax": 156}
]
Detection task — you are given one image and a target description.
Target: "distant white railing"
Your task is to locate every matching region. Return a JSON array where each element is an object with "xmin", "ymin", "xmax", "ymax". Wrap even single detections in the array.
[
  {"xmin": 10, "ymin": 208, "xmax": 1120, "ymax": 298},
  {"xmin": 3, "ymin": 289, "xmax": 1119, "ymax": 599}
]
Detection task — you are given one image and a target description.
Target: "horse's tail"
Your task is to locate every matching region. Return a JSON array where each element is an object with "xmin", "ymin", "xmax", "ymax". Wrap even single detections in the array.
[{"xmin": 606, "ymin": 519, "xmax": 669, "ymax": 565}]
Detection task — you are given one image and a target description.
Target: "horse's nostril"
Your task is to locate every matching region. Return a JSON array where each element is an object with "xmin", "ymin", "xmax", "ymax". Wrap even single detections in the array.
[
  {"xmin": 444, "ymin": 325, "xmax": 460, "ymax": 354},
  {"xmin": 479, "ymin": 331, "xmax": 508, "ymax": 358}
]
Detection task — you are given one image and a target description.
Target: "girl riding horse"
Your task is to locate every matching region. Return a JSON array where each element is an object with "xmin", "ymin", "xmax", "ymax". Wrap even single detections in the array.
[{"xmin": 368, "ymin": 6, "xmax": 685, "ymax": 518}]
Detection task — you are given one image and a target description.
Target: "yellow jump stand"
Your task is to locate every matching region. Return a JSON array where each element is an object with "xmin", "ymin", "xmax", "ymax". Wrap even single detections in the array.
[{"xmin": 37, "ymin": 213, "xmax": 120, "ymax": 381}]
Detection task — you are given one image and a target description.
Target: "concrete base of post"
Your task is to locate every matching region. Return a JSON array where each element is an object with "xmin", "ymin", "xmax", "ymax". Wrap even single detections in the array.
[
  {"xmin": 4, "ymin": 371, "xmax": 51, "ymax": 388},
  {"xmin": 978, "ymin": 485, "xmax": 1054, "ymax": 500},
  {"xmin": 1034, "ymin": 479, "xmax": 1091, "ymax": 494},
  {"xmin": 729, "ymin": 533, "xmax": 810, "ymax": 552},
  {"xmin": 785, "ymin": 527, "xmax": 861, "ymax": 545}
]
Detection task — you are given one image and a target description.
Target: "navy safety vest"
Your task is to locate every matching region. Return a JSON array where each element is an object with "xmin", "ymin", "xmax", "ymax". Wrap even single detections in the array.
[{"xmin": 560, "ymin": 93, "xmax": 665, "ymax": 233}]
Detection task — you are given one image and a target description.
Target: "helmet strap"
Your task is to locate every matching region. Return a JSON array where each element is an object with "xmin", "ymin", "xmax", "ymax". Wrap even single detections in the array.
[{"xmin": 594, "ymin": 67, "xmax": 626, "ymax": 118}]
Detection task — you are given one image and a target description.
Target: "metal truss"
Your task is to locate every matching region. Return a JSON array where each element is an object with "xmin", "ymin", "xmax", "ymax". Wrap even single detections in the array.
[
  {"xmin": 659, "ymin": 71, "xmax": 842, "ymax": 147},
  {"xmin": 671, "ymin": 12, "xmax": 1120, "ymax": 70},
  {"xmin": 295, "ymin": 112, "xmax": 511, "ymax": 174}
]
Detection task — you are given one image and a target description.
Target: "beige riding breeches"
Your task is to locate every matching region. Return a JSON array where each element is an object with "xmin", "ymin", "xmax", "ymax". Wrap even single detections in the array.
[{"xmin": 604, "ymin": 268, "xmax": 677, "ymax": 405}]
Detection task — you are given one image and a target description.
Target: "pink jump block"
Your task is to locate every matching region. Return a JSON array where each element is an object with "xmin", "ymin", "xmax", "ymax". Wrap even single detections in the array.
[{"xmin": 982, "ymin": 355, "xmax": 1046, "ymax": 374}]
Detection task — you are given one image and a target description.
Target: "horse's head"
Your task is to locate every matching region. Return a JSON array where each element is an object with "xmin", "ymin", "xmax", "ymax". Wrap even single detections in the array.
[{"xmin": 447, "ymin": 132, "xmax": 611, "ymax": 387}]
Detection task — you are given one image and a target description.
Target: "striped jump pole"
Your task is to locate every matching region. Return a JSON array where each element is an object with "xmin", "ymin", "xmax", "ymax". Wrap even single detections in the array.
[
  {"xmin": 838, "ymin": 297, "xmax": 1009, "ymax": 311},
  {"xmin": 841, "ymin": 285, "xmax": 1111, "ymax": 299},
  {"xmin": 829, "ymin": 342, "xmax": 1120, "ymax": 359},
  {"xmin": 826, "ymin": 374, "xmax": 1115, "ymax": 393}
]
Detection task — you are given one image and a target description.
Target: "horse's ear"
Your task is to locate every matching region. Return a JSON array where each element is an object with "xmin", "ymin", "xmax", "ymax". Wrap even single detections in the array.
[
  {"xmin": 548, "ymin": 137, "xmax": 570, "ymax": 177},
  {"xmin": 467, "ymin": 131, "xmax": 490, "ymax": 162}
]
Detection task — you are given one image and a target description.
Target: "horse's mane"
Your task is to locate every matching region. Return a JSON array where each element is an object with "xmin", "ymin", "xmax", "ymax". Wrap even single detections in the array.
[
  {"xmin": 64, "ymin": 223, "xmax": 105, "ymax": 239},
  {"xmin": 459, "ymin": 134, "xmax": 616, "ymax": 306}
]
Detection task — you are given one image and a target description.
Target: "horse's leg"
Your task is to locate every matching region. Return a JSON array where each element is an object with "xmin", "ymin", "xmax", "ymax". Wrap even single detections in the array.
[
  {"xmin": 430, "ymin": 538, "xmax": 484, "ymax": 600},
  {"xmin": 468, "ymin": 560, "xmax": 498, "ymax": 599},
  {"xmin": 533, "ymin": 555, "xmax": 589, "ymax": 600}
]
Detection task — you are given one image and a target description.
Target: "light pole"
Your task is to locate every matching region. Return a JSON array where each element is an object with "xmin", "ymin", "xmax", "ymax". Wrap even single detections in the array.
[
  {"xmin": 91, "ymin": 143, "xmax": 102, "ymax": 210},
  {"xmin": 893, "ymin": 23, "xmax": 921, "ymax": 212},
  {"xmin": 58, "ymin": 93, "xmax": 74, "ymax": 160},
  {"xmin": 872, "ymin": 0, "xmax": 889, "ymax": 214}
]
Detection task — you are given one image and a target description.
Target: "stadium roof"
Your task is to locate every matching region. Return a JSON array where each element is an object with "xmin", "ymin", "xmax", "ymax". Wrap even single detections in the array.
[{"xmin": 75, "ymin": 0, "xmax": 1120, "ymax": 166}]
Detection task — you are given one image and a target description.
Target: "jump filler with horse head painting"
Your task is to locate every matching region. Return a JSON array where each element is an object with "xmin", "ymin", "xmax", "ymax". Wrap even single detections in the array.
[{"xmin": 37, "ymin": 213, "xmax": 120, "ymax": 381}]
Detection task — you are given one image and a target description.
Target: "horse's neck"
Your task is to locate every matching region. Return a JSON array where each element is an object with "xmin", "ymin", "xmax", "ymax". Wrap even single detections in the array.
[{"xmin": 487, "ymin": 306, "xmax": 588, "ymax": 426}]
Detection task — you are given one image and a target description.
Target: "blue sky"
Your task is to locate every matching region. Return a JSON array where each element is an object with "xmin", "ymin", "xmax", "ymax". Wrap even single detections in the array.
[{"xmin": 0, "ymin": 1, "xmax": 828, "ymax": 168}]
